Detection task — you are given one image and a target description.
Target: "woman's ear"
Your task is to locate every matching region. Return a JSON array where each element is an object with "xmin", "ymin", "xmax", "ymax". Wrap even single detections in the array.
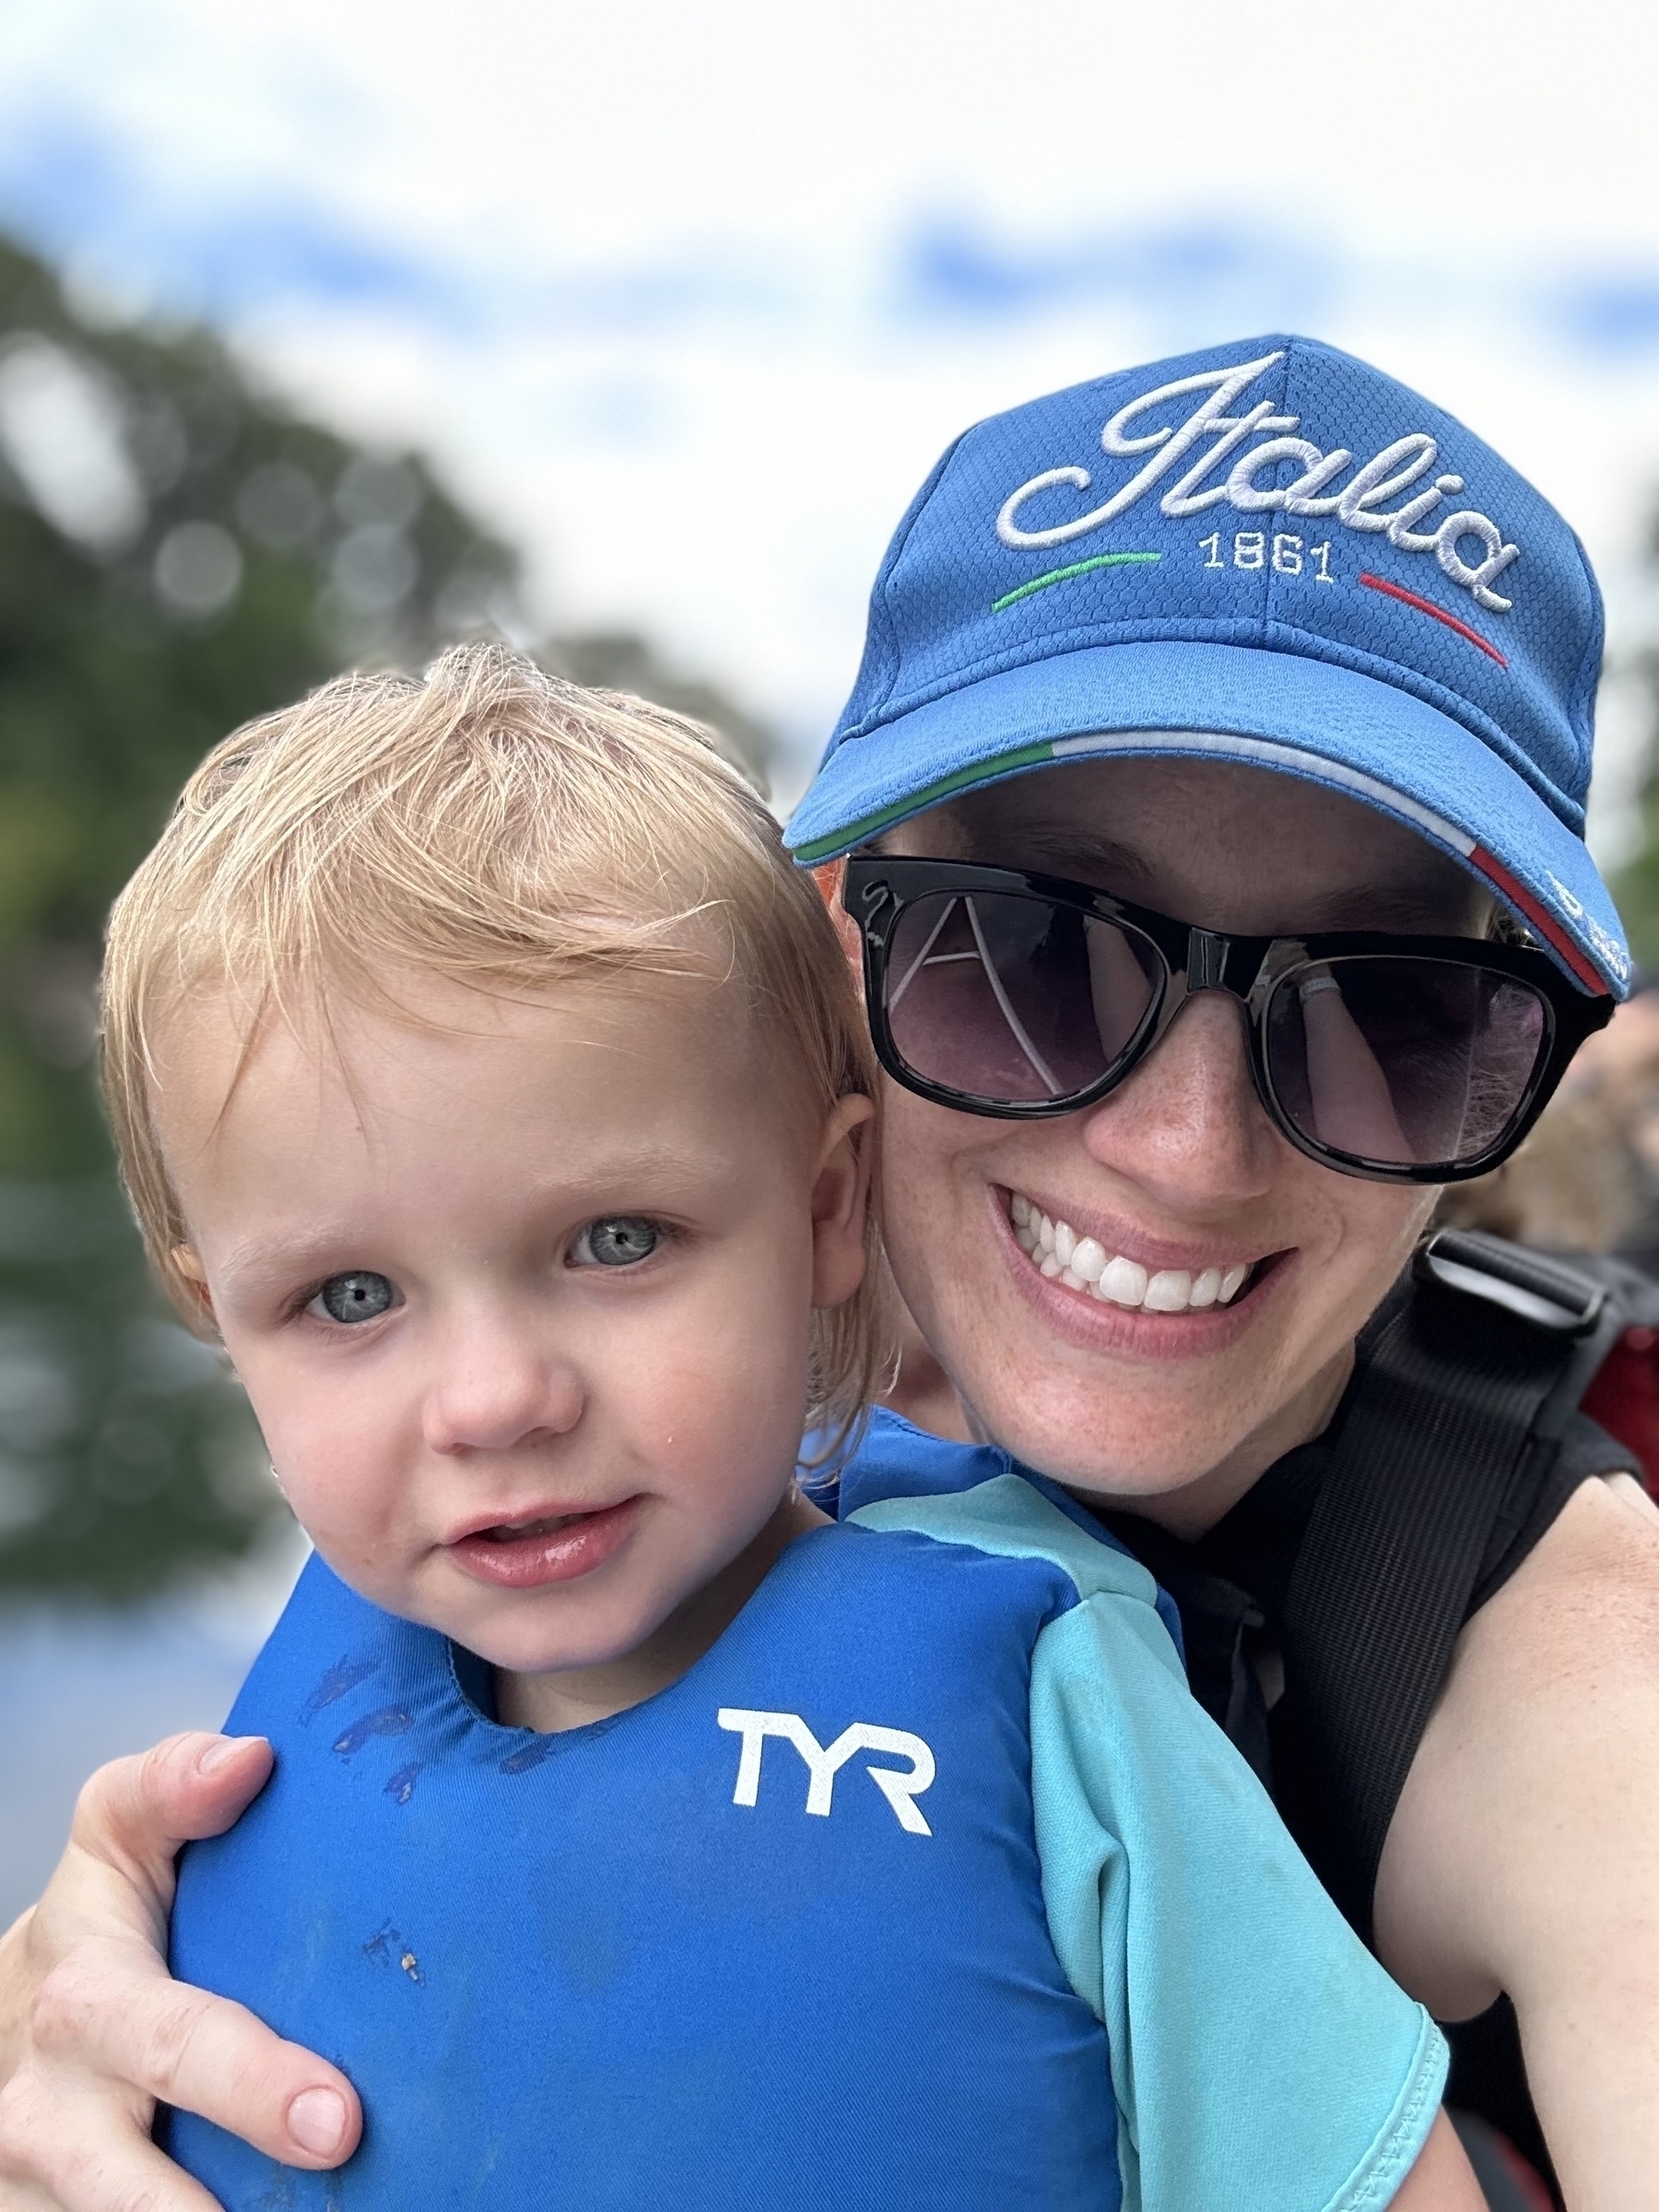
[{"xmin": 808, "ymin": 1092, "xmax": 877, "ymax": 1310}]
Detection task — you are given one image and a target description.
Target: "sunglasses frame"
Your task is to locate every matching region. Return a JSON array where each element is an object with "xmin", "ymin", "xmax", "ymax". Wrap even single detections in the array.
[{"xmin": 842, "ymin": 855, "xmax": 1615, "ymax": 1185}]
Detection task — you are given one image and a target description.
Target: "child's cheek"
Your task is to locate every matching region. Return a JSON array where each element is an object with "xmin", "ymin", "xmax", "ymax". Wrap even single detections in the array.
[{"xmin": 245, "ymin": 1358, "xmax": 409, "ymax": 1561}]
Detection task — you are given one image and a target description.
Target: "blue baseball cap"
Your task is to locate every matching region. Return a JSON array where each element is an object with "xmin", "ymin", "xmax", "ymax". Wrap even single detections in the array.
[{"xmin": 787, "ymin": 335, "xmax": 1630, "ymax": 997}]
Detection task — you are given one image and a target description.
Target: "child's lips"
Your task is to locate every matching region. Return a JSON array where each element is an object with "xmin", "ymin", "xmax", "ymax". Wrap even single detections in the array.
[{"xmin": 445, "ymin": 1495, "xmax": 642, "ymax": 1590}]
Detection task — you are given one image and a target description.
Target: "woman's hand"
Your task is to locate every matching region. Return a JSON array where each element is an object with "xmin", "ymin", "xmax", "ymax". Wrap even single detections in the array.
[{"xmin": 0, "ymin": 1733, "xmax": 360, "ymax": 2208}]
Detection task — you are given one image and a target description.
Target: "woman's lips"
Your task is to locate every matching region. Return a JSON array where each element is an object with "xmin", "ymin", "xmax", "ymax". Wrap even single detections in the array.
[{"xmin": 446, "ymin": 1495, "xmax": 641, "ymax": 1590}]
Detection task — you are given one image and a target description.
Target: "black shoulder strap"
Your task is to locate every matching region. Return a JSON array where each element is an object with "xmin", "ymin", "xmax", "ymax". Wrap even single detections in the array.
[{"xmin": 1276, "ymin": 1230, "xmax": 1619, "ymax": 1938}]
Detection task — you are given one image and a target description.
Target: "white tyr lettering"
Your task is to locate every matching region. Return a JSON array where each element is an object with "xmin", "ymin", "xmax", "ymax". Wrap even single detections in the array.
[{"xmin": 717, "ymin": 1708, "xmax": 937, "ymax": 1835}]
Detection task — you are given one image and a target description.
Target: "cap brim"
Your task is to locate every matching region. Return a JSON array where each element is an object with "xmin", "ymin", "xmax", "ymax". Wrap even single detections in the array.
[{"xmin": 786, "ymin": 640, "xmax": 1629, "ymax": 996}]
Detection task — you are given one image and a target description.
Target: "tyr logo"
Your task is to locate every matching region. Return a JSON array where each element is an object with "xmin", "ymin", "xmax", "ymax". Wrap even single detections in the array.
[{"xmin": 716, "ymin": 1708, "xmax": 936, "ymax": 1835}]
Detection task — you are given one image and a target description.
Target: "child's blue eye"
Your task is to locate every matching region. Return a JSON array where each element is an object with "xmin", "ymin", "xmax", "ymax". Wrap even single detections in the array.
[
  {"xmin": 574, "ymin": 1218, "xmax": 662, "ymax": 1268},
  {"xmin": 309, "ymin": 1272, "xmax": 399, "ymax": 1324}
]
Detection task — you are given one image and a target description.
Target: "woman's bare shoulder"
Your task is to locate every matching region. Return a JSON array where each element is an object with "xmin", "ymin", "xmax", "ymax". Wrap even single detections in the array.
[
  {"xmin": 1374, "ymin": 1473, "xmax": 1659, "ymax": 2203},
  {"xmin": 1380, "ymin": 1472, "xmax": 1659, "ymax": 1967}
]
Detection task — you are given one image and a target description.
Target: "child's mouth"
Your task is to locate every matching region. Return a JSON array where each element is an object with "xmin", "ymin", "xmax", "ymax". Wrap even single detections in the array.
[
  {"xmin": 1006, "ymin": 1190, "xmax": 1270, "ymax": 1313},
  {"xmin": 446, "ymin": 1496, "xmax": 642, "ymax": 1590}
]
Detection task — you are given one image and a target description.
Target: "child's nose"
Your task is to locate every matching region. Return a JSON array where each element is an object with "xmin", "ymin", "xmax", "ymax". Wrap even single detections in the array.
[{"xmin": 421, "ymin": 1318, "xmax": 584, "ymax": 1455}]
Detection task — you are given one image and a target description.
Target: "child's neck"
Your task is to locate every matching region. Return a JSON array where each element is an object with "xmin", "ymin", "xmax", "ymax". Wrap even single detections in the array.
[{"xmin": 493, "ymin": 1488, "xmax": 830, "ymax": 1735}]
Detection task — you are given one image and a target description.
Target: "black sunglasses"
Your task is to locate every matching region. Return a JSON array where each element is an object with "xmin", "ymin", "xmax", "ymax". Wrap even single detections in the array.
[{"xmin": 842, "ymin": 856, "xmax": 1613, "ymax": 1184}]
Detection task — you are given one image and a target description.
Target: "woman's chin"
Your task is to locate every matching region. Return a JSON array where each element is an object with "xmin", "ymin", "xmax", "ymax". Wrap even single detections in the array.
[{"xmin": 980, "ymin": 1405, "xmax": 1261, "ymax": 1506}]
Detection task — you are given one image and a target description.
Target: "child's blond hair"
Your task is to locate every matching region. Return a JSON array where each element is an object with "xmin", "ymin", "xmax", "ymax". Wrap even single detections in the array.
[{"xmin": 101, "ymin": 643, "xmax": 888, "ymax": 1442}]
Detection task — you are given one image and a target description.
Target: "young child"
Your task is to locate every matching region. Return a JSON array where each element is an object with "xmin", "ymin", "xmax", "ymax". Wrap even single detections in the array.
[{"xmin": 104, "ymin": 644, "xmax": 1475, "ymax": 2208}]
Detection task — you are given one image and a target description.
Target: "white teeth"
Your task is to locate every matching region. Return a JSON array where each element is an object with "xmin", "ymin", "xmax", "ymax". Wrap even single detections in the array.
[
  {"xmin": 1007, "ymin": 1194, "xmax": 1254, "ymax": 1315},
  {"xmin": 1099, "ymin": 1255, "xmax": 1148, "ymax": 1307},
  {"xmin": 1071, "ymin": 1236, "xmax": 1106, "ymax": 1284}
]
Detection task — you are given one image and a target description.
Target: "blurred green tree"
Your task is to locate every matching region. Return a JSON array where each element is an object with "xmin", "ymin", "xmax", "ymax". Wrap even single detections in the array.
[{"xmin": 0, "ymin": 237, "xmax": 770, "ymax": 1598}]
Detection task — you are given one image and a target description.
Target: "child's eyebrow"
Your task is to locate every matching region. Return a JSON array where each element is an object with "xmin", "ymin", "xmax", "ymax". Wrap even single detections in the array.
[{"xmin": 211, "ymin": 1228, "xmax": 375, "ymax": 1299}]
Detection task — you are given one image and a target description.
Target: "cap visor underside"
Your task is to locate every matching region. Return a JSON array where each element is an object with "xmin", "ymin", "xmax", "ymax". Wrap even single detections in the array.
[{"xmin": 785, "ymin": 641, "xmax": 1627, "ymax": 996}]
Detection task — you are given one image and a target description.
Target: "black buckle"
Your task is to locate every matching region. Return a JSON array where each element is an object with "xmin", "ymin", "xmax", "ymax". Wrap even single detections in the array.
[{"xmin": 1415, "ymin": 1228, "xmax": 1607, "ymax": 1336}]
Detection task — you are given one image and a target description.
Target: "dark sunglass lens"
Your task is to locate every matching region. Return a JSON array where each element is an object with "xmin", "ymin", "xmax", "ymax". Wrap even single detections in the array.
[
  {"xmin": 883, "ymin": 890, "xmax": 1160, "ymax": 1106},
  {"xmin": 1265, "ymin": 957, "xmax": 1548, "ymax": 1169}
]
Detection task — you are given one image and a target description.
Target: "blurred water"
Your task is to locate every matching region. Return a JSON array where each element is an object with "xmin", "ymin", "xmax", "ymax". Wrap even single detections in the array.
[{"xmin": 0, "ymin": 1524, "xmax": 306, "ymax": 1930}]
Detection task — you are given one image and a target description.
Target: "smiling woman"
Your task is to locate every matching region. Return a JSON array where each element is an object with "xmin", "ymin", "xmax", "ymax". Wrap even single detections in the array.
[{"xmin": 784, "ymin": 334, "xmax": 1656, "ymax": 2205}]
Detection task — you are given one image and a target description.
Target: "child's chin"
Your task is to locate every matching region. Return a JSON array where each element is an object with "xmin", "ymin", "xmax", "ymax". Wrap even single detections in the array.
[{"xmin": 450, "ymin": 1602, "xmax": 657, "ymax": 1683}]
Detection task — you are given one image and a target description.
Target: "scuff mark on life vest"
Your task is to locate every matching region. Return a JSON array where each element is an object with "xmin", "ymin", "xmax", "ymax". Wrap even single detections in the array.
[
  {"xmin": 332, "ymin": 1703, "xmax": 413, "ymax": 1758},
  {"xmin": 498, "ymin": 1712, "xmax": 622, "ymax": 1774},
  {"xmin": 300, "ymin": 1653, "xmax": 381, "ymax": 1724},
  {"xmin": 499, "ymin": 1735, "xmax": 560, "ymax": 1775},
  {"xmin": 383, "ymin": 1760, "xmax": 422, "ymax": 1806},
  {"xmin": 361, "ymin": 1918, "xmax": 424, "ymax": 1984}
]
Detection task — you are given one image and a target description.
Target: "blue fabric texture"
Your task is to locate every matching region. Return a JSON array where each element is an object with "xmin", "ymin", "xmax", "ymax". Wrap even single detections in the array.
[
  {"xmin": 785, "ymin": 333, "xmax": 1627, "ymax": 997},
  {"xmin": 165, "ymin": 1453, "xmax": 1444, "ymax": 2210}
]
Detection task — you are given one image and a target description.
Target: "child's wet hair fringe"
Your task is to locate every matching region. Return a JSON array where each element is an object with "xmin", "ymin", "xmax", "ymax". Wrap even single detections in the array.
[{"xmin": 100, "ymin": 642, "xmax": 892, "ymax": 1453}]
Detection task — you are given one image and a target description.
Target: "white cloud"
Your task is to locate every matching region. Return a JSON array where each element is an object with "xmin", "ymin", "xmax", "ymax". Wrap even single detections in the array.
[{"xmin": 1, "ymin": 0, "xmax": 1657, "ymax": 814}]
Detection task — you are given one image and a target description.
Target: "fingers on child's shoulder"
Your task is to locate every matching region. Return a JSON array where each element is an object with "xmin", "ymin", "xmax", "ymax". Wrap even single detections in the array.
[
  {"xmin": 33, "ymin": 1941, "xmax": 358, "ymax": 2176},
  {"xmin": 0, "ymin": 2052, "xmax": 225, "ymax": 2211},
  {"xmin": 71, "ymin": 1735, "xmax": 274, "ymax": 1868}
]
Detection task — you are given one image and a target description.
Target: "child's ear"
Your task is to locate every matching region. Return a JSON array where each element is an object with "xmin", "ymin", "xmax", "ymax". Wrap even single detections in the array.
[
  {"xmin": 171, "ymin": 1243, "xmax": 218, "ymax": 1329},
  {"xmin": 808, "ymin": 1093, "xmax": 876, "ymax": 1310},
  {"xmin": 810, "ymin": 859, "xmax": 864, "ymax": 993}
]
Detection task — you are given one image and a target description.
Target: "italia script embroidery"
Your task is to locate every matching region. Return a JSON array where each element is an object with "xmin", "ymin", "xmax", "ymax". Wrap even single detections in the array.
[{"xmin": 994, "ymin": 351, "xmax": 1521, "ymax": 614}]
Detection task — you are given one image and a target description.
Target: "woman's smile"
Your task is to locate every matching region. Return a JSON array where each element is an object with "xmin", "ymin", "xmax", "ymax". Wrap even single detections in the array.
[{"xmin": 1006, "ymin": 1187, "xmax": 1256, "ymax": 1311}]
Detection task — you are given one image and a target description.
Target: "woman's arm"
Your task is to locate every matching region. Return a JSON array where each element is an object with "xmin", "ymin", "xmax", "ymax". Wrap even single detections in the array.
[
  {"xmin": 0, "ymin": 1733, "xmax": 359, "ymax": 2209},
  {"xmin": 1376, "ymin": 1472, "xmax": 1659, "ymax": 2209}
]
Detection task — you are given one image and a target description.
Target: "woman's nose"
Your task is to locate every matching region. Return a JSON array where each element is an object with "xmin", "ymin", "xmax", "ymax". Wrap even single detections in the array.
[
  {"xmin": 421, "ymin": 1315, "xmax": 584, "ymax": 1456},
  {"xmin": 1078, "ymin": 990, "xmax": 1281, "ymax": 1204}
]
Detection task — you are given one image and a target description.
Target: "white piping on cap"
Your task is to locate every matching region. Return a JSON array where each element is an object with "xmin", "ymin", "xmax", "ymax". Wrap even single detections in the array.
[{"xmin": 1048, "ymin": 727, "xmax": 1477, "ymax": 855}]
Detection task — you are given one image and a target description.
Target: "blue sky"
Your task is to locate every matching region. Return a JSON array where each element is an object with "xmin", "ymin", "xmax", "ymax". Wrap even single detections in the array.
[{"xmin": 2, "ymin": 0, "xmax": 1658, "ymax": 821}]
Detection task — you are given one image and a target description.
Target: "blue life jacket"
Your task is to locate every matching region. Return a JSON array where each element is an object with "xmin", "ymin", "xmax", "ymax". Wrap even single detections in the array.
[
  {"xmin": 165, "ymin": 1439, "xmax": 1445, "ymax": 2210},
  {"xmin": 165, "ymin": 1512, "xmax": 1120, "ymax": 2208}
]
